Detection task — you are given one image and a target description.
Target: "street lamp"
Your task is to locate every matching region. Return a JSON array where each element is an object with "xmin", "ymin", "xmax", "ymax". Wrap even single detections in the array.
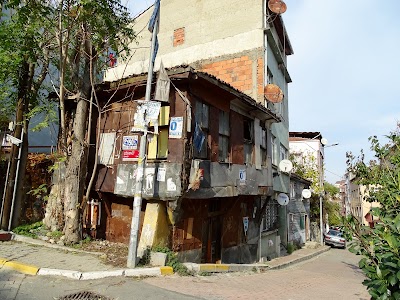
[{"xmin": 319, "ymin": 142, "xmax": 339, "ymax": 245}]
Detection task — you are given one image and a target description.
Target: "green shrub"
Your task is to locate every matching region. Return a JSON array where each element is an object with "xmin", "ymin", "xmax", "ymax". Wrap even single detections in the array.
[
  {"xmin": 287, "ymin": 243, "xmax": 295, "ymax": 255},
  {"xmin": 12, "ymin": 221, "xmax": 43, "ymax": 238},
  {"xmin": 152, "ymin": 246, "xmax": 193, "ymax": 276}
]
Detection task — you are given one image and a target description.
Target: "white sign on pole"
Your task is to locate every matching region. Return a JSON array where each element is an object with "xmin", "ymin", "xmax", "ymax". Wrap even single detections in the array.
[
  {"xmin": 122, "ymin": 135, "xmax": 138, "ymax": 150},
  {"xmin": 169, "ymin": 117, "xmax": 183, "ymax": 139},
  {"xmin": 157, "ymin": 167, "xmax": 166, "ymax": 182},
  {"xmin": 145, "ymin": 101, "xmax": 161, "ymax": 123},
  {"xmin": 243, "ymin": 217, "xmax": 249, "ymax": 236}
]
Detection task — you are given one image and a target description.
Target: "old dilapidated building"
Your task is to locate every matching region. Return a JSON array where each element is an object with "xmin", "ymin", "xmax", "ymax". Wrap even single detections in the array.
[{"xmin": 91, "ymin": 66, "xmax": 281, "ymax": 263}]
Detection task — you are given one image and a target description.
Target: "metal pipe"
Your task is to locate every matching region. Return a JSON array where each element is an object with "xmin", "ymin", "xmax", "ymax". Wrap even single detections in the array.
[
  {"xmin": 8, "ymin": 129, "xmax": 24, "ymax": 231},
  {"xmin": 319, "ymin": 192, "xmax": 324, "ymax": 245}
]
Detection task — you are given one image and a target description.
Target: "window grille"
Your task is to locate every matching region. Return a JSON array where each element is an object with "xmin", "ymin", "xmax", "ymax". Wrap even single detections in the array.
[{"xmin": 262, "ymin": 199, "xmax": 279, "ymax": 232}]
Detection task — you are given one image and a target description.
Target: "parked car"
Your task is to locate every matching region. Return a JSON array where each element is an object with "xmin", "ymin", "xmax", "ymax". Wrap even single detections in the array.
[{"xmin": 324, "ymin": 229, "xmax": 346, "ymax": 249}]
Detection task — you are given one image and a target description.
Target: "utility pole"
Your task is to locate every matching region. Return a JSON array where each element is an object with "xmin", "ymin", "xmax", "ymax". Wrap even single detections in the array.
[{"xmin": 127, "ymin": 0, "xmax": 160, "ymax": 268}]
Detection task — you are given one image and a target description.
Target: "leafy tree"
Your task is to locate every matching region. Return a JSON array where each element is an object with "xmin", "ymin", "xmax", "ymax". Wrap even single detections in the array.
[
  {"xmin": 0, "ymin": 1, "xmax": 51, "ymax": 230},
  {"xmin": 1, "ymin": 0, "xmax": 134, "ymax": 241},
  {"xmin": 344, "ymin": 124, "xmax": 400, "ymax": 300},
  {"xmin": 324, "ymin": 182, "xmax": 341, "ymax": 226},
  {"xmin": 290, "ymin": 152, "xmax": 340, "ymax": 225},
  {"xmin": 290, "ymin": 152, "xmax": 322, "ymax": 193}
]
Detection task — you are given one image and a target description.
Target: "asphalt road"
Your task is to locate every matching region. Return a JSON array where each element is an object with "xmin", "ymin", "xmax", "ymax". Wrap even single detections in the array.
[
  {"xmin": 0, "ymin": 270, "xmax": 201, "ymax": 300},
  {"xmin": 0, "ymin": 248, "xmax": 370, "ymax": 300}
]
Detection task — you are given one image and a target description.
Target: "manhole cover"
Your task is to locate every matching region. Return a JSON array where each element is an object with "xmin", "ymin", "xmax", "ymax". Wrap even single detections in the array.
[{"xmin": 57, "ymin": 291, "xmax": 113, "ymax": 300}]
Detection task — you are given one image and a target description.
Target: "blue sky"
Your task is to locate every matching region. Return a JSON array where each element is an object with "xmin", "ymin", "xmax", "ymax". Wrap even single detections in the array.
[
  {"xmin": 283, "ymin": 0, "xmax": 400, "ymax": 183},
  {"xmin": 127, "ymin": 0, "xmax": 400, "ymax": 184}
]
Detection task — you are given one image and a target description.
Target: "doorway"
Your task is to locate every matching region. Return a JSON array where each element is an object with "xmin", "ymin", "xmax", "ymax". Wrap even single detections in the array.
[{"xmin": 202, "ymin": 199, "xmax": 222, "ymax": 263}]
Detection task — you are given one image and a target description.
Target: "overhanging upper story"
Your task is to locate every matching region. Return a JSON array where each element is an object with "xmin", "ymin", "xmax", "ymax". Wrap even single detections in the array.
[{"xmin": 95, "ymin": 67, "xmax": 280, "ymax": 200}]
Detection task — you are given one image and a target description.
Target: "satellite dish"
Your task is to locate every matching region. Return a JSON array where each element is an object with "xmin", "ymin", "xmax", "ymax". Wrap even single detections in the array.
[
  {"xmin": 302, "ymin": 189, "xmax": 312, "ymax": 199},
  {"xmin": 277, "ymin": 193, "xmax": 289, "ymax": 206},
  {"xmin": 6, "ymin": 134, "xmax": 22, "ymax": 145},
  {"xmin": 321, "ymin": 138, "xmax": 328, "ymax": 145},
  {"xmin": 279, "ymin": 159, "xmax": 293, "ymax": 173},
  {"xmin": 264, "ymin": 84, "xmax": 284, "ymax": 103},
  {"xmin": 268, "ymin": 0, "xmax": 287, "ymax": 14}
]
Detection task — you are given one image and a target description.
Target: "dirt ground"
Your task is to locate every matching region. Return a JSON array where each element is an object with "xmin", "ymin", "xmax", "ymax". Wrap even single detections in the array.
[{"xmin": 78, "ymin": 240, "xmax": 129, "ymax": 268}]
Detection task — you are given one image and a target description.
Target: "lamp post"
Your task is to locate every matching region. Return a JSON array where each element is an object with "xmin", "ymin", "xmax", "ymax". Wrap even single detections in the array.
[{"xmin": 319, "ymin": 142, "xmax": 339, "ymax": 245}]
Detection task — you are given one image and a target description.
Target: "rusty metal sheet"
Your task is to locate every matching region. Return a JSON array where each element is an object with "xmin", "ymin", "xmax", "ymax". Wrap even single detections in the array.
[{"xmin": 95, "ymin": 165, "xmax": 115, "ymax": 193}]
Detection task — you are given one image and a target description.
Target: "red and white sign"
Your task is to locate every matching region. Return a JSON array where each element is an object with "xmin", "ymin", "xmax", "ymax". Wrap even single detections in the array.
[{"xmin": 122, "ymin": 150, "xmax": 139, "ymax": 161}]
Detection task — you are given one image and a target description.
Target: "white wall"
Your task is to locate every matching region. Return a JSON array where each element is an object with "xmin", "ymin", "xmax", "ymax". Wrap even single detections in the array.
[{"xmin": 105, "ymin": 0, "xmax": 264, "ymax": 81}]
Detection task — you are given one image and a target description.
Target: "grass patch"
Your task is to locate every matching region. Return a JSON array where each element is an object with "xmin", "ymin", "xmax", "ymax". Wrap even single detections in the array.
[
  {"xmin": 70, "ymin": 236, "xmax": 91, "ymax": 248},
  {"xmin": 12, "ymin": 221, "xmax": 43, "ymax": 238},
  {"xmin": 198, "ymin": 271, "xmax": 212, "ymax": 276}
]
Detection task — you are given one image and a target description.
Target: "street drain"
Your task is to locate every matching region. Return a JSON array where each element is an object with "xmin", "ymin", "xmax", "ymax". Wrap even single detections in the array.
[{"xmin": 58, "ymin": 291, "xmax": 113, "ymax": 300}]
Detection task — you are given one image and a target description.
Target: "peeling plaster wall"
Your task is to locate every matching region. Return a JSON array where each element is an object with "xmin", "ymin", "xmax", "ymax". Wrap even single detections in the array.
[{"xmin": 138, "ymin": 201, "xmax": 170, "ymax": 256}]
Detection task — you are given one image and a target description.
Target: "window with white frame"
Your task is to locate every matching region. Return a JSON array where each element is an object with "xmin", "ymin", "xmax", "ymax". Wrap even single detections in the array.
[
  {"xmin": 271, "ymin": 134, "xmax": 277, "ymax": 165},
  {"xmin": 260, "ymin": 126, "xmax": 267, "ymax": 166},
  {"xmin": 274, "ymin": 91, "xmax": 284, "ymax": 116},
  {"xmin": 290, "ymin": 182, "xmax": 295, "ymax": 198},
  {"xmin": 194, "ymin": 100, "xmax": 209, "ymax": 158},
  {"xmin": 219, "ymin": 110, "xmax": 230, "ymax": 162},
  {"xmin": 280, "ymin": 144, "xmax": 288, "ymax": 161},
  {"xmin": 265, "ymin": 68, "xmax": 274, "ymax": 108}
]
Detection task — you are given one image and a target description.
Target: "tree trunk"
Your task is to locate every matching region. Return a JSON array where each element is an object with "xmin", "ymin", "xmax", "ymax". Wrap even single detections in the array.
[
  {"xmin": 63, "ymin": 97, "xmax": 89, "ymax": 243},
  {"xmin": 63, "ymin": 49, "xmax": 92, "ymax": 243},
  {"xmin": 43, "ymin": 162, "xmax": 65, "ymax": 231}
]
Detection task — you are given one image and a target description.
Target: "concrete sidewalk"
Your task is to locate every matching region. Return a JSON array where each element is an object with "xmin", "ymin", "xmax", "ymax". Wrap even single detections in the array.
[{"xmin": 0, "ymin": 232, "xmax": 330, "ymax": 280}]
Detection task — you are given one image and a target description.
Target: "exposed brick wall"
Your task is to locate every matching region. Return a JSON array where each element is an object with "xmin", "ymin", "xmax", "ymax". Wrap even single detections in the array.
[
  {"xmin": 257, "ymin": 58, "xmax": 264, "ymax": 98},
  {"xmin": 173, "ymin": 27, "xmax": 185, "ymax": 47},
  {"xmin": 201, "ymin": 55, "xmax": 264, "ymax": 102}
]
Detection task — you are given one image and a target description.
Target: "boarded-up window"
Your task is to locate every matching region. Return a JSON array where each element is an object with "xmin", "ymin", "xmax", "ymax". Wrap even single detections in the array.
[
  {"xmin": 243, "ymin": 118, "xmax": 253, "ymax": 165},
  {"xmin": 98, "ymin": 132, "xmax": 116, "ymax": 165},
  {"xmin": 218, "ymin": 110, "xmax": 230, "ymax": 162},
  {"xmin": 148, "ymin": 106, "xmax": 170, "ymax": 159}
]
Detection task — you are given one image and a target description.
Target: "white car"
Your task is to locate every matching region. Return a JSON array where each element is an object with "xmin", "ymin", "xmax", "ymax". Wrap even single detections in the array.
[{"xmin": 324, "ymin": 229, "xmax": 346, "ymax": 249}]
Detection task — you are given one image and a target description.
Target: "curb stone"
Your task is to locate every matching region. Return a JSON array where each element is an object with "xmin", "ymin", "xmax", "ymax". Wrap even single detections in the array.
[
  {"xmin": 0, "ymin": 256, "xmax": 174, "ymax": 280},
  {"xmin": 268, "ymin": 246, "xmax": 331, "ymax": 270},
  {"xmin": 2, "ymin": 233, "xmax": 330, "ymax": 279},
  {"xmin": 3, "ymin": 260, "xmax": 39, "ymax": 275}
]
